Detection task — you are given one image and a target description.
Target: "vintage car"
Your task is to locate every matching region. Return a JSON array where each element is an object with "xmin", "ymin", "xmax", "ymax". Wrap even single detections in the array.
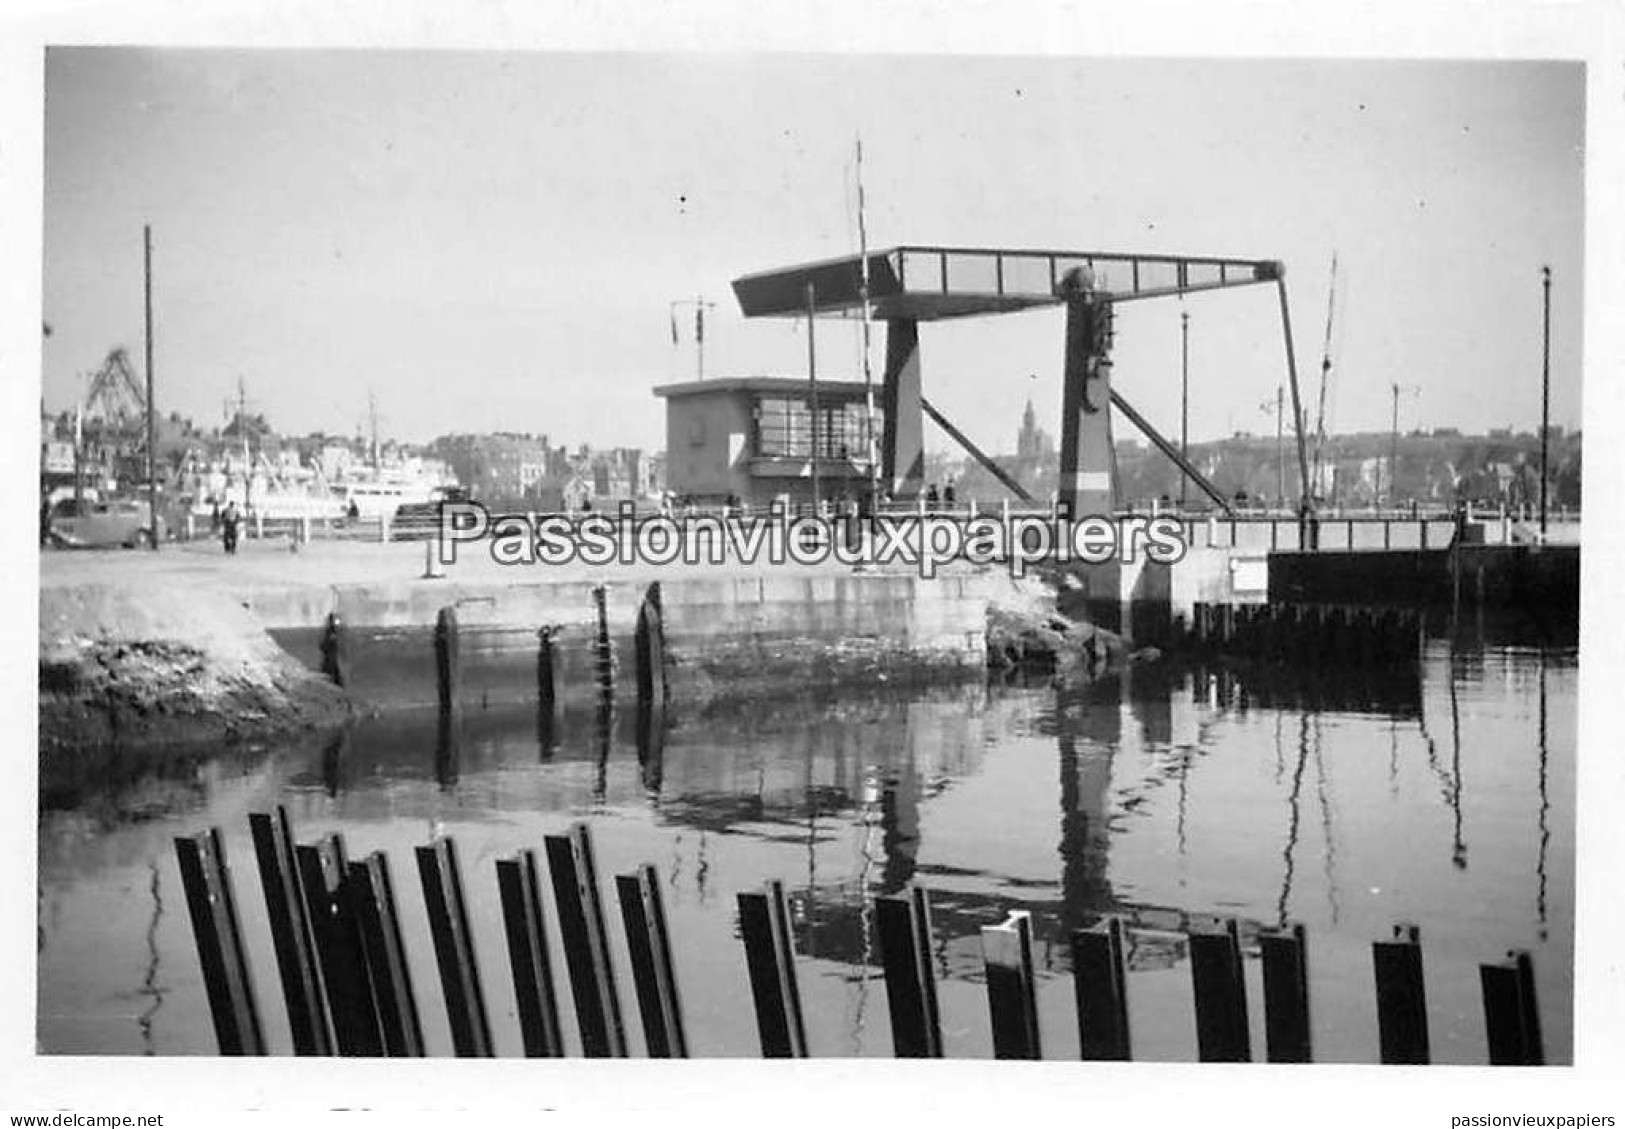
[{"xmin": 48, "ymin": 496, "xmax": 165, "ymax": 549}]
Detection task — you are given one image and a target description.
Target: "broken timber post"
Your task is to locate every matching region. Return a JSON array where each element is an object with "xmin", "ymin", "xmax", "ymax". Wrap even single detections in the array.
[
  {"xmin": 1072, "ymin": 916, "xmax": 1132, "ymax": 1061},
  {"xmin": 1373, "ymin": 923, "xmax": 1431, "ymax": 1064},
  {"xmin": 296, "ymin": 834, "xmax": 385, "ymax": 1056},
  {"xmin": 1260, "ymin": 921, "xmax": 1312, "ymax": 1063},
  {"xmin": 616, "ymin": 863, "xmax": 688, "ymax": 1058},
  {"xmin": 416, "ymin": 837, "xmax": 494, "ymax": 1057},
  {"xmin": 1480, "ymin": 949, "xmax": 1544, "ymax": 1066},
  {"xmin": 544, "ymin": 822, "xmax": 627, "ymax": 1057},
  {"xmin": 737, "ymin": 879, "xmax": 809, "ymax": 1058},
  {"xmin": 1189, "ymin": 917, "xmax": 1250, "ymax": 1062},
  {"xmin": 174, "ymin": 828, "xmax": 266, "ymax": 1056},
  {"xmin": 248, "ymin": 807, "xmax": 332, "ymax": 1055},
  {"xmin": 496, "ymin": 849, "xmax": 565, "ymax": 1057},
  {"xmin": 874, "ymin": 887, "xmax": 943, "ymax": 1058},
  {"xmin": 347, "ymin": 850, "xmax": 425, "ymax": 1056},
  {"xmin": 981, "ymin": 910, "xmax": 1041, "ymax": 1060}
]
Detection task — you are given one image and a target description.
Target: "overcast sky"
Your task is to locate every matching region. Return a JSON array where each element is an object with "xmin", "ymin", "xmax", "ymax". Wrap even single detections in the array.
[{"xmin": 41, "ymin": 50, "xmax": 1583, "ymax": 454}]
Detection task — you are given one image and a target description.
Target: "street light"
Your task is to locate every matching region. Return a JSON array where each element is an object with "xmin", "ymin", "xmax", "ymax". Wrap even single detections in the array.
[{"xmin": 1540, "ymin": 265, "xmax": 1551, "ymax": 538}]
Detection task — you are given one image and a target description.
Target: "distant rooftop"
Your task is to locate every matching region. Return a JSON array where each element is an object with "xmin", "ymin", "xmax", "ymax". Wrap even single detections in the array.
[{"xmin": 732, "ymin": 244, "xmax": 1279, "ymax": 321}]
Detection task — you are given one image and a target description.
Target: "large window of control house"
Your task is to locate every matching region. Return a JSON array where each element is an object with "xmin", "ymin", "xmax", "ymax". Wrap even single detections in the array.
[{"xmin": 752, "ymin": 396, "xmax": 879, "ymax": 461}]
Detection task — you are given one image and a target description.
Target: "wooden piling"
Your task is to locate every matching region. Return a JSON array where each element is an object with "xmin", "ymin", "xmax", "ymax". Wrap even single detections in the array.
[
  {"xmin": 416, "ymin": 837, "xmax": 494, "ymax": 1057},
  {"xmin": 636, "ymin": 691, "xmax": 667, "ymax": 795},
  {"xmin": 173, "ymin": 828, "xmax": 267, "ymax": 1055},
  {"xmin": 1072, "ymin": 916, "xmax": 1132, "ymax": 1061},
  {"xmin": 874, "ymin": 887, "xmax": 943, "ymax": 1058},
  {"xmin": 348, "ymin": 851, "xmax": 425, "ymax": 1056},
  {"xmin": 1189, "ymin": 917, "xmax": 1250, "ymax": 1062},
  {"xmin": 1260, "ymin": 921, "xmax": 1312, "ymax": 1063},
  {"xmin": 1480, "ymin": 949, "xmax": 1544, "ymax": 1065},
  {"xmin": 635, "ymin": 582, "xmax": 667, "ymax": 710},
  {"xmin": 319, "ymin": 612, "xmax": 350, "ymax": 689},
  {"xmin": 435, "ymin": 605, "xmax": 461, "ymax": 720},
  {"xmin": 980, "ymin": 910, "xmax": 1041, "ymax": 1060},
  {"xmin": 1372, "ymin": 923, "xmax": 1431, "ymax": 1064},
  {"xmin": 296, "ymin": 834, "xmax": 385, "ymax": 1056},
  {"xmin": 592, "ymin": 584, "xmax": 613, "ymax": 700},
  {"xmin": 544, "ymin": 823, "xmax": 627, "ymax": 1057},
  {"xmin": 495, "ymin": 850, "xmax": 565, "ymax": 1057},
  {"xmin": 737, "ymin": 879, "xmax": 809, "ymax": 1058},
  {"xmin": 536, "ymin": 625, "xmax": 557, "ymax": 724},
  {"xmin": 248, "ymin": 807, "xmax": 332, "ymax": 1055},
  {"xmin": 615, "ymin": 864, "xmax": 688, "ymax": 1058}
]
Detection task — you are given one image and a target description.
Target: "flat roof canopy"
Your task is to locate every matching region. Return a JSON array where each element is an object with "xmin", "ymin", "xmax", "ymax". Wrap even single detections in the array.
[
  {"xmin": 654, "ymin": 376, "xmax": 872, "ymax": 399},
  {"xmin": 732, "ymin": 244, "xmax": 1280, "ymax": 321}
]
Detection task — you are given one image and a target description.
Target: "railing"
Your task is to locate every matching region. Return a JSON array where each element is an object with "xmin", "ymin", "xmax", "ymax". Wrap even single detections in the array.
[
  {"xmin": 159, "ymin": 500, "xmax": 1580, "ymax": 555},
  {"xmin": 175, "ymin": 812, "xmax": 1549, "ymax": 1063}
]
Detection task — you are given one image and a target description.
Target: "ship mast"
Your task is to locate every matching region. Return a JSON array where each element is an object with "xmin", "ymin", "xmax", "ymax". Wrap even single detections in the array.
[
  {"xmin": 1312, "ymin": 253, "xmax": 1338, "ymax": 503},
  {"xmin": 857, "ymin": 137, "xmax": 878, "ymax": 506}
]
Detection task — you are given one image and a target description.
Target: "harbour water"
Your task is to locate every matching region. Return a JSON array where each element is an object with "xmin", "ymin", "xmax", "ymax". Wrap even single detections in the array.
[{"xmin": 37, "ymin": 620, "xmax": 1575, "ymax": 1061}]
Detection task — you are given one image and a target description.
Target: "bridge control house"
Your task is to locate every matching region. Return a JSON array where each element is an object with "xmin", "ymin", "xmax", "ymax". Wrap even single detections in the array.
[{"xmin": 654, "ymin": 376, "xmax": 881, "ymax": 509}]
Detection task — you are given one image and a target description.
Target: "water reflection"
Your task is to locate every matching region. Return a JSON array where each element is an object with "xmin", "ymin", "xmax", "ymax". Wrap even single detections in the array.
[
  {"xmin": 434, "ymin": 714, "xmax": 460, "ymax": 792},
  {"xmin": 1537, "ymin": 654, "xmax": 1550, "ymax": 938},
  {"xmin": 136, "ymin": 862, "xmax": 166, "ymax": 1055},
  {"xmin": 1277, "ymin": 713, "xmax": 1311, "ymax": 927},
  {"xmin": 36, "ymin": 626, "xmax": 1577, "ymax": 1062},
  {"xmin": 321, "ymin": 729, "xmax": 348, "ymax": 799},
  {"xmin": 1056, "ymin": 677, "xmax": 1117, "ymax": 938},
  {"xmin": 1312, "ymin": 718, "xmax": 1341, "ymax": 926}
]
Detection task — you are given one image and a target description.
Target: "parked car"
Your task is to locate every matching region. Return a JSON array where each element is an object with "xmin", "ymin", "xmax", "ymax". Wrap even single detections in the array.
[
  {"xmin": 392, "ymin": 486, "xmax": 472, "ymax": 540},
  {"xmin": 48, "ymin": 497, "xmax": 165, "ymax": 549}
]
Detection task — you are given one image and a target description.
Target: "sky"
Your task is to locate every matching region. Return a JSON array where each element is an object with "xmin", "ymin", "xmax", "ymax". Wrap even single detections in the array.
[{"xmin": 40, "ymin": 51, "xmax": 1584, "ymax": 455}]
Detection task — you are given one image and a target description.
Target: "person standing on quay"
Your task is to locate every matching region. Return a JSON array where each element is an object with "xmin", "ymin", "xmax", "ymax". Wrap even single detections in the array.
[{"xmin": 221, "ymin": 500, "xmax": 241, "ymax": 555}]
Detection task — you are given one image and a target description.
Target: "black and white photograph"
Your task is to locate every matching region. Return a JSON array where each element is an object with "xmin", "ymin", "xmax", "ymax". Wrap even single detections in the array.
[{"xmin": 4, "ymin": 1, "xmax": 1622, "ymax": 1120}]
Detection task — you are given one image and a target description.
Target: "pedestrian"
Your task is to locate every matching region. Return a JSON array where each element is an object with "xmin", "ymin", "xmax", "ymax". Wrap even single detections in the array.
[
  {"xmin": 943, "ymin": 478, "xmax": 957, "ymax": 508},
  {"xmin": 221, "ymin": 500, "xmax": 241, "ymax": 555},
  {"xmin": 925, "ymin": 482, "xmax": 940, "ymax": 511}
]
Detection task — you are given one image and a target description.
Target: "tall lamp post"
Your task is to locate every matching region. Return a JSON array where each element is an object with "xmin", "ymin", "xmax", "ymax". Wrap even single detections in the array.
[
  {"xmin": 1540, "ymin": 265, "xmax": 1551, "ymax": 538},
  {"xmin": 144, "ymin": 224, "xmax": 158, "ymax": 551}
]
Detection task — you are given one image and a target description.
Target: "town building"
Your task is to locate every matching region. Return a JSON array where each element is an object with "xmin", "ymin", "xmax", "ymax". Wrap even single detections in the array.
[
  {"xmin": 654, "ymin": 376, "xmax": 881, "ymax": 508},
  {"xmin": 429, "ymin": 432, "xmax": 552, "ymax": 507}
]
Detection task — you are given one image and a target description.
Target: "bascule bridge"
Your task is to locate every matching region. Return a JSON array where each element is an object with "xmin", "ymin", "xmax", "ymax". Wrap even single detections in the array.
[{"xmin": 732, "ymin": 245, "xmax": 1312, "ymax": 515}]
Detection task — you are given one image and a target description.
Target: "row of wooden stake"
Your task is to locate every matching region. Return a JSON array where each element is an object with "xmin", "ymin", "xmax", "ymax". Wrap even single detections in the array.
[
  {"xmin": 1186, "ymin": 601, "xmax": 1423, "ymax": 668},
  {"xmin": 176, "ymin": 811, "xmax": 1545, "ymax": 1063}
]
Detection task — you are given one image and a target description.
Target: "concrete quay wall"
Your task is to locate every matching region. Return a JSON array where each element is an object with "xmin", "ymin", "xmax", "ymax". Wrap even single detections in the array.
[{"xmin": 251, "ymin": 570, "xmax": 999, "ymax": 713}]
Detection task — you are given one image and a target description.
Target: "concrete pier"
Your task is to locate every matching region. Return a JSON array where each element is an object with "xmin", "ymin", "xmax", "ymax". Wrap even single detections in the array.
[{"xmin": 40, "ymin": 541, "xmax": 1006, "ymax": 725}]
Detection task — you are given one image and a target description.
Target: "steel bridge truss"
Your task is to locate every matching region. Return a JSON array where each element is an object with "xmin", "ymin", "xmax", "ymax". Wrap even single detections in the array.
[{"xmin": 733, "ymin": 244, "xmax": 1309, "ymax": 515}]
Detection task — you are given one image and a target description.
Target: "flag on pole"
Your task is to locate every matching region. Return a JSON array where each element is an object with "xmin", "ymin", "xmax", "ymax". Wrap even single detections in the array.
[
  {"xmin": 695, "ymin": 305, "xmax": 704, "ymax": 345},
  {"xmin": 670, "ymin": 306, "xmax": 679, "ymax": 346}
]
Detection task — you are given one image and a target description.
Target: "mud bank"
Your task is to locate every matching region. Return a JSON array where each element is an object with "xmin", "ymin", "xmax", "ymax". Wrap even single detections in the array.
[{"xmin": 39, "ymin": 582, "xmax": 353, "ymax": 769}]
